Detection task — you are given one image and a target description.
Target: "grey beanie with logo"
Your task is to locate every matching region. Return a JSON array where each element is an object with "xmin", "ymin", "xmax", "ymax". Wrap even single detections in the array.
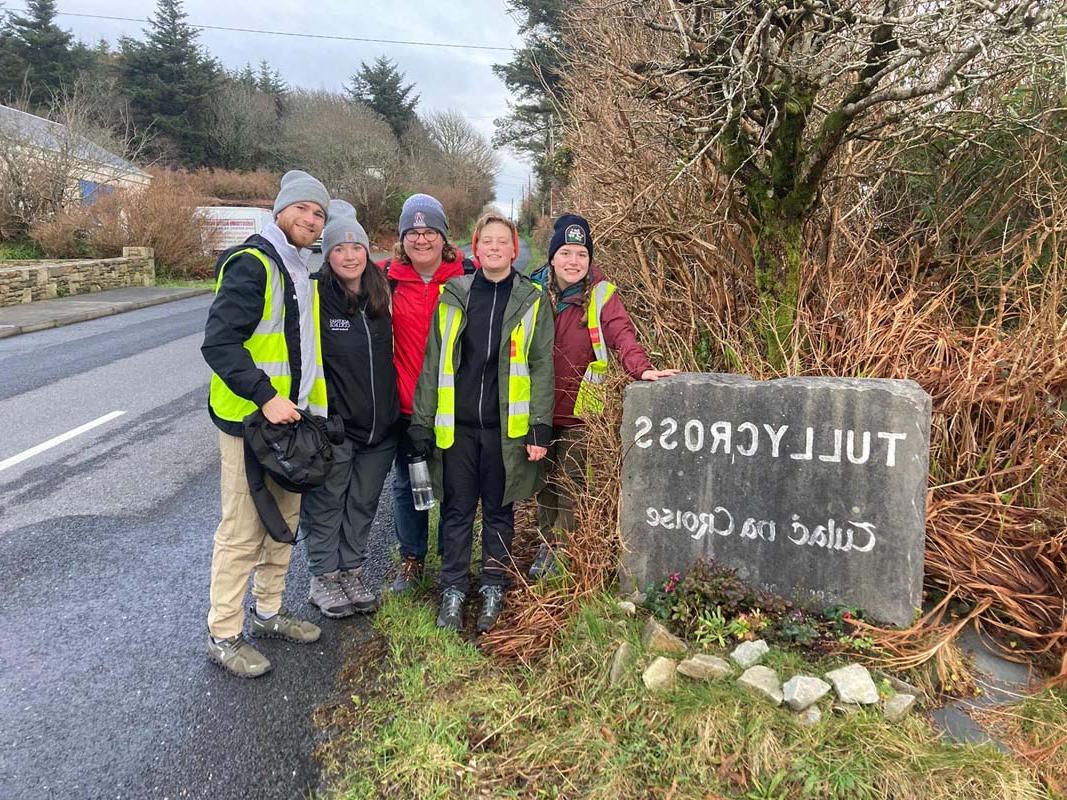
[
  {"xmin": 398, "ymin": 193, "xmax": 448, "ymax": 237},
  {"xmin": 321, "ymin": 199, "xmax": 370, "ymax": 259},
  {"xmin": 272, "ymin": 169, "xmax": 331, "ymax": 218}
]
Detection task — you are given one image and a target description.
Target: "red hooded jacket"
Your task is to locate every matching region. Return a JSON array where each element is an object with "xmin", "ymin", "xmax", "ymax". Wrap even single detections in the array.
[
  {"xmin": 550, "ymin": 264, "xmax": 653, "ymax": 427},
  {"xmin": 383, "ymin": 253, "xmax": 470, "ymax": 416}
]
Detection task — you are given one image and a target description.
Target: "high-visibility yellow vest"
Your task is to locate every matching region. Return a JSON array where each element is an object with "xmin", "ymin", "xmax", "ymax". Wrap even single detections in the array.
[
  {"xmin": 572, "ymin": 280, "xmax": 617, "ymax": 416},
  {"xmin": 433, "ymin": 295, "xmax": 541, "ymax": 449},
  {"xmin": 208, "ymin": 247, "xmax": 328, "ymax": 423}
]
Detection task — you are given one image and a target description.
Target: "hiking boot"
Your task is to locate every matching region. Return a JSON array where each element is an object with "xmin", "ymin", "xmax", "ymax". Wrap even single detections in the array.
[
  {"xmin": 476, "ymin": 585, "xmax": 505, "ymax": 633},
  {"xmin": 528, "ymin": 542, "xmax": 560, "ymax": 580},
  {"xmin": 338, "ymin": 568, "xmax": 379, "ymax": 613},
  {"xmin": 206, "ymin": 632, "xmax": 272, "ymax": 678},
  {"xmin": 390, "ymin": 556, "xmax": 424, "ymax": 594},
  {"xmin": 436, "ymin": 587, "xmax": 465, "ymax": 631},
  {"xmin": 249, "ymin": 606, "xmax": 322, "ymax": 643},
  {"xmin": 308, "ymin": 572, "xmax": 356, "ymax": 619}
]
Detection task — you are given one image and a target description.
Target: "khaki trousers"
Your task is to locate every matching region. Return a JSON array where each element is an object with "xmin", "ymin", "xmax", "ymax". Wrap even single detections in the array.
[
  {"xmin": 207, "ymin": 431, "xmax": 300, "ymax": 639},
  {"xmin": 536, "ymin": 426, "xmax": 587, "ymax": 543}
]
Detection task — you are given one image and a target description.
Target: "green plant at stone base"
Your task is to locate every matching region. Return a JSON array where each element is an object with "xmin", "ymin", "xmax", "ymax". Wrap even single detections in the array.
[{"xmin": 693, "ymin": 605, "xmax": 728, "ymax": 648}]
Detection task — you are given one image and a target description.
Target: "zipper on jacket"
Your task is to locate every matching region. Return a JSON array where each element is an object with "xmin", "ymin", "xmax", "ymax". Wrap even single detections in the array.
[
  {"xmin": 361, "ymin": 309, "xmax": 377, "ymax": 443},
  {"xmin": 478, "ymin": 282, "xmax": 499, "ymax": 428}
]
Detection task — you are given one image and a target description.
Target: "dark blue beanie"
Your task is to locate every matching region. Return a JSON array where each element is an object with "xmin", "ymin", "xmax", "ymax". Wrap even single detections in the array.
[{"xmin": 548, "ymin": 214, "xmax": 593, "ymax": 264}]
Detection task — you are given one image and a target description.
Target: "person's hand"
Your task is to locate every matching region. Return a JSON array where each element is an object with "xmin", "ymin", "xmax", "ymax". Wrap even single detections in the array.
[
  {"xmin": 262, "ymin": 394, "xmax": 300, "ymax": 424},
  {"xmin": 407, "ymin": 424, "xmax": 435, "ymax": 459},
  {"xmin": 526, "ymin": 444, "xmax": 548, "ymax": 462},
  {"xmin": 640, "ymin": 368, "xmax": 680, "ymax": 382}
]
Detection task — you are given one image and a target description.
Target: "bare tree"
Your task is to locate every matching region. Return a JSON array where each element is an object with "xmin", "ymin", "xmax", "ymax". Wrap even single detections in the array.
[
  {"xmin": 206, "ymin": 81, "xmax": 279, "ymax": 170},
  {"xmin": 424, "ymin": 109, "xmax": 498, "ymax": 186},
  {"xmin": 0, "ymin": 77, "xmax": 149, "ymax": 239},
  {"xmin": 594, "ymin": 0, "xmax": 1066, "ymax": 365},
  {"xmin": 279, "ymin": 89, "xmax": 402, "ymax": 234}
]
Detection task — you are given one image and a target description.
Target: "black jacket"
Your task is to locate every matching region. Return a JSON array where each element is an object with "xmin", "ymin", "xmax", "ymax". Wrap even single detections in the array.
[
  {"xmin": 318, "ymin": 275, "xmax": 399, "ymax": 447},
  {"xmin": 455, "ymin": 269, "xmax": 513, "ymax": 429},
  {"xmin": 201, "ymin": 234, "xmax": 304, "ymax": 437}
]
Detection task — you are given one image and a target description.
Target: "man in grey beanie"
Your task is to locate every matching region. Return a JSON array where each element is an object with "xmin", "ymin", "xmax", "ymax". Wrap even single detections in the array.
[{"xmin": 201, "ymin": 169, "xmax": 330, "ymax": 678}]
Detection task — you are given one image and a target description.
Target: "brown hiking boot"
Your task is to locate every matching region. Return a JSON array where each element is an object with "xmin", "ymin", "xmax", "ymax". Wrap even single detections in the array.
[{"xmin": 389, "ymin": 556, "xmax": 424, "ymax": 594}]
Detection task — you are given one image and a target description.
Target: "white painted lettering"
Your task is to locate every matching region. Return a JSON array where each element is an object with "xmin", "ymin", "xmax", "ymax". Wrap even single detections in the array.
[
  {"xmin": 659, "ymin": 418, "xmax": 678, "ymax": 450},
  {"xmin": 634, "ymin": 416, "xmax": 653, "ymax": 448},
  {"xmin": 709, "ymin": 421, "xmax": 732, "ymax": 454},
  {"xmin": 849, "ymin": 520, "xmax": 877, "ymax": 552},
  {"xmin": 736, "ymin": 422, "xmax": 758, "ymax": 456},
  {"xmin": 846, "ymin": 430, "xmax": 870, "ymax": 464},
  {"xmin": 877, "ymin": 432, "xmax": 907, "ymax": 467},
  {"xmin": 684, "ymin": 420, "xmax": 704, "ymax": 452},
  {"xmin": 818, "ymin": 429, "xmax": 843, "ymax": 463},
  {"xmin": 791, "ymin": 427, "xmax": 815, "ymax": 460},
  {"xmin": 763, "ymin": 424, "xmax": 789, "ymax": 457}
]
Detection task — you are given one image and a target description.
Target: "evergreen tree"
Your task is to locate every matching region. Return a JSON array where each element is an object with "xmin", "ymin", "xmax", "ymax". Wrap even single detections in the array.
[
  {"xmin": 345, "ymin": 56, "xmax": 418, "ymax": 140},
  {"xmin": 256, "ymin": 61, "xmax": 287, "ymax": 97},
  {"xmin": 0, "ymin": 0, "xmax": 91, "ymax": 107},
  {"xmin": 235, "ymin": 62, "xmax": 257, "ymax": 89},
  {"xmin": 492, "ymin": 0, "xmax": 565, "ymax": 213},
  {"xmin": 119, "ymin": 0, "xmax": 219, "ymax": 164}
]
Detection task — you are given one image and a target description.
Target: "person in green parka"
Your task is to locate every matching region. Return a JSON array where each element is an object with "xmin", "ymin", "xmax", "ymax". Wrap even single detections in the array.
[{"xmin": 408, "ymin": 212, "xmax": 554, "ymax": 633}]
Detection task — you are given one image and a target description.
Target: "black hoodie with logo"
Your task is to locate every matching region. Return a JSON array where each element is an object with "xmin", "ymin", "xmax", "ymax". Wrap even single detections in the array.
[{"xmin": 317, "ymin": 274, "xmax": 399, "ymax": 447}]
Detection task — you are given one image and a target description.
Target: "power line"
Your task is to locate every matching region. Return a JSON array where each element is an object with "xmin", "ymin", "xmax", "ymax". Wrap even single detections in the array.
[{"xmin": 21, "ymin": 8, "xmax": 515, "ymax": 52}]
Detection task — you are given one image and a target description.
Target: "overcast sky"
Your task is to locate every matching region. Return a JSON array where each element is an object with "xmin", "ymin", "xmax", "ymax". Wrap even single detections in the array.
[{"xmin": 38, "ymin": 0, "xmax": 533, "ymax": 219}]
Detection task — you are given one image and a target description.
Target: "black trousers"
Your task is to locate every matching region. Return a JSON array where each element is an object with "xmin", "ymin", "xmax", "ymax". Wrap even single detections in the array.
[{"xmin": 440, "ymin": 425, "xmax": 515, "ymax": 593}]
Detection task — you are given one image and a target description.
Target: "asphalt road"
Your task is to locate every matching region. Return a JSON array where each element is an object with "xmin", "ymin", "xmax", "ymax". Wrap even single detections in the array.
[{"xmin": 0, "ymin": 296, "xmax": 395, "ymax": 800}]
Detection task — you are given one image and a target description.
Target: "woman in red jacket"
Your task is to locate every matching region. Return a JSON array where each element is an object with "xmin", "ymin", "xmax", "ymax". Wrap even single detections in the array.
[
  {"xmin": 382, "ymin": 194, "xmax": 474, "ymax": 592},
  {"xmin": 529, "ymin": 214, "xmax": 677, "ymax": 578}
]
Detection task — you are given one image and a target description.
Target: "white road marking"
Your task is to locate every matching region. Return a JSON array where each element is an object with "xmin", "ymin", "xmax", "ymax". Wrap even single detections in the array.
[{"xmin": 0, "ymin": 410, "xmax": 127, "ymax": 472}]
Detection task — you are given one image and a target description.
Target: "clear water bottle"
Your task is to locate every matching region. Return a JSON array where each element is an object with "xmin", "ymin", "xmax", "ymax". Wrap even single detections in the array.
[{"xmin": 408, "ymin": 457, "xmax": 436, "ymax": 511}]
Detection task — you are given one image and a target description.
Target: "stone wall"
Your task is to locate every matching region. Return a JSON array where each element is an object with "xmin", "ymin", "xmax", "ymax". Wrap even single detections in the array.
[{"xmin": 0, "ymin": 247, "xmax": 155, "ymax": 306}]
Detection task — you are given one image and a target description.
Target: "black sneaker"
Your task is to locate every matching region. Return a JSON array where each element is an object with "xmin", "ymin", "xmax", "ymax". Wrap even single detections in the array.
[
  {"xmin": 476, "ymin": 585, "xmax": 505, "ymax": 633},
  {"xmin": 390, "ymin": 556, "xmax": 424, "ymax": 594},
  {"xmin": 436, "ymin": 587, "xmax": 465, "ymax": 630}
]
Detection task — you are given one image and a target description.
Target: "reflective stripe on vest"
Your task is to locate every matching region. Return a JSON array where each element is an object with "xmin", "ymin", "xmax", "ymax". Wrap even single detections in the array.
[
  {"xmin": 433, "ymin": 295, "xmax": 542, "ymax": 449},
  {"xmin": 506, "ymin": 296, "xmax": 540, "ymax": 437},
  {"xmin": 208, "ymin": 248, "xmax": 327, "ymax": 423},
  {"xmin": 434, "ymin": 305, "xmax": 462, "ymax": 449},
  {"xmin": 572, "ymin": 281, "xmax": 617, "ymax": 416}
]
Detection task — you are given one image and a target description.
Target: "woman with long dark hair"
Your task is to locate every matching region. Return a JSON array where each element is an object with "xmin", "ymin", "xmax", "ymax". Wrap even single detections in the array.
[{"xmin": 301, "ymin": 199, "xmax": 399, "ymax": 618}]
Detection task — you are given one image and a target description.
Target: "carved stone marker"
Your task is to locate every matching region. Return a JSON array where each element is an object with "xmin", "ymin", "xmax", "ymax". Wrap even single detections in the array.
[{"xmin": 619, "ymin": 374, "xmax": 930, "ymax": 626}]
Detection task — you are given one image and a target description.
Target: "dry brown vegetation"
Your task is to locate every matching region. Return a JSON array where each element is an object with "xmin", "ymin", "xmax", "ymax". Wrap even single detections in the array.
[
  {"xmin": 30, "ymin": 169, "xmax": 213, "ymax": 277},
  {"xmin": 485, "ymin": 1, "xmax": 1067, "ymax": 685},
  {"xmin": 185, "ymin": 167, "xmax": 280, "ymax": 204}
]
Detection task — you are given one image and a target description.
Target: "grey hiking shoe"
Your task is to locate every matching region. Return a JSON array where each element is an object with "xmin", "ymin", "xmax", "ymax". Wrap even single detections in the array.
[
  {"xmin": 390, "ymin": 556, "xmax": 424, "ymax": 594},
  {"xmin": 436, "ymin": 587, "xmax": 465, "ymax": 631},
  {"xmin": 338, "ymin": 568, "xmax": 379, "ymax": 613},
  {"xmin": 206, "ymin": 632, "xmax": 272, "ymax": 678},
  {"xmin": 528, "ymin": 542, "xmax": 560, "ymax": 580},
  {"xmin": 249, "ymin": 606, "xmax": 321, "ymax": 643},
  {"xmin": 476, "ymin": 585, "xmax": 505, "ymax": 633},
  {"xmin": 309, "ymin": 572, "xmax": 356, "ymax": 619}
]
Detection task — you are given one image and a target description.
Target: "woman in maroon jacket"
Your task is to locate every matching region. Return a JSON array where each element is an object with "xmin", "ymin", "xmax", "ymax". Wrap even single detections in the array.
[{"xmin": 529, "ymin": 214, "xmax": 677, "ymax": 577}]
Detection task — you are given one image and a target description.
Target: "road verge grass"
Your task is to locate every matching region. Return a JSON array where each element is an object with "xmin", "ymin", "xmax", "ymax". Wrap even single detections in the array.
[{"xmin": 317, "ymin": 593, "xmax": 1051, "ymax": 799}]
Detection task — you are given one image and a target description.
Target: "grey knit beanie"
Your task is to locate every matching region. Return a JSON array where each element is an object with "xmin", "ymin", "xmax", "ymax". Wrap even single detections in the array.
[
  {"xmin": 398, "ymin": 193, "xmax": 448, "ymax": 237},
  {"xmin": 272, "ymin": 169, "xmax": 330, "ymax": 218},
  {"xmin": 321, "ymin": 199, "xmax": 370, "ymax": 259}
]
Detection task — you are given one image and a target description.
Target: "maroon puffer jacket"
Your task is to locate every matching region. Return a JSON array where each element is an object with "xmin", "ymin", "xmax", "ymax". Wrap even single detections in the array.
[{"xmin": 551, "ymin": 264, "xmax": 652, "ymax": 427}]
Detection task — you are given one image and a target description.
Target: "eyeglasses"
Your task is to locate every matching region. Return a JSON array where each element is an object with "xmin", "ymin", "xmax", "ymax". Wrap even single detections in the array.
[{"xmin": 403, "ymin": 229, "xmax": 441, "ymax": 243}]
